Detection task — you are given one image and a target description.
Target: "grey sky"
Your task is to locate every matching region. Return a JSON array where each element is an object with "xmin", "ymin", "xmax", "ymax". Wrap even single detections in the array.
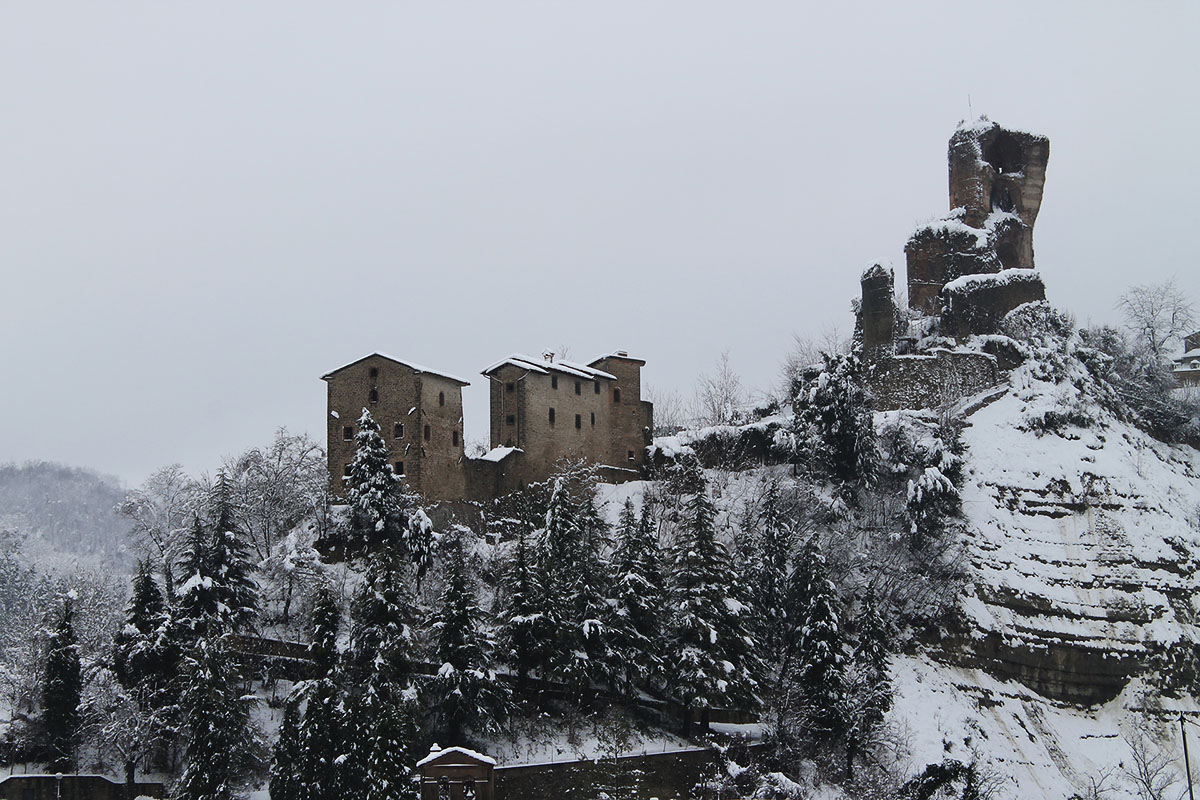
[{"xmin": 3, "ymin": 2, "xmax": 1197, "ymax": 486}]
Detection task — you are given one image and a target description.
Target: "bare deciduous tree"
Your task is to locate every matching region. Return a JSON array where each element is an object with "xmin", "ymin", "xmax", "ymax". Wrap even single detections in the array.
[
  {"xmin": 693, "ymin": 351, "xmax": 745, "ymax": 426},
  {"xmin": 1117, "ymin": 278, "xmax": 1196, "ymax": 361}
]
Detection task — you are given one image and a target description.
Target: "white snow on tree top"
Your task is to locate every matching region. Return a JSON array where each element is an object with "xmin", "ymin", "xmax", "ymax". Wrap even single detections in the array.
[{"xmin": 416, "ymin": 745, "xmax": 497, "ymax": 768}]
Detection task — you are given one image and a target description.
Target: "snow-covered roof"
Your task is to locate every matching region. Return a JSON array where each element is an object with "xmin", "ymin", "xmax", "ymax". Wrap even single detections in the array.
[
  {"xmin": 1173, "ymin": 348, "xmax": 1200, "ymax": 364},
  {"xmin": 943, "ymin": 268, "xmax": 1040, "ymax": 294},
  {"xmin": 321, "ymin": 353, "xmax": 469, "ymax": 386},
  {"xmin": 416, "ymin": 745, "xmax": 497, "ymax": 768},
  {"xmin": 589, "ymin": 350, "xmax": 646, "ymax": 366},
  {"xmin": 481, "ymin": 354, "xmax": 616, "ymax": 381},
  {"xmin": 478, "ymin": 446, "xmax": 522, "ymax": 462}
]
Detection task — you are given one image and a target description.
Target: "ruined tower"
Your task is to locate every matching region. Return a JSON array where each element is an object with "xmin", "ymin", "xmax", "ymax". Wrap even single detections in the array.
[
  {"xmin": 858, "ymin": 263, "xmax": 896, "ymax": 361},
  {"xmin": 906, "ymin": 117, "xmax": 1049, "ymax": 320}
]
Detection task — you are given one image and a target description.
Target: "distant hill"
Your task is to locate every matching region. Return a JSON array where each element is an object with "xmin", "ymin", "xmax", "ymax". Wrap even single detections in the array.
[{"xmin": 0, "ymin": 461, "xmax": 129, "ymax": 565}]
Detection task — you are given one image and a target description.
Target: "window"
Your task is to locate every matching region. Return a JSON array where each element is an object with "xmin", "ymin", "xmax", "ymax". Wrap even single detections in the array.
[
  {"xmin": 627, "ymin": 450, "xmax": 636, "ymax": 461},
  {"xmin": 394, "ymin": 461, "xmax": 404, "ymax": 474},
  {"xmin": 423, "ymin": 424, "xmax": 431, "ymax": 441},
  {"xmin": 342, "ymin": 425, "xmax": 353, "ymax": 441},
  {"xmin": 549, "ymin": 407, "xmax": 556, "ymax": 426},
  {"xmin": 369, "ymin": 388, "xmax": 379, "ymax": 404},
  {"xmin": 343, "ymin": 464, "xmax": 352, "ymax": 477},
  {"xmin": 575, "ymin": 381, "xmax": 581, "ymax": 395},
  {"xmin": 594, "ymin": 381, "xmax": 600, "ymax": 394},
  {"xmin": 590, "ymin": 412, "xmax": 595, "ymax": 426},
  {"xmin": 575, "ymin": 414, "xmax": 582, "ymax": 429},
  {"xmin": 439, "ymin": 391, "xmax": 445, "ymax": 406},
  {"xmin": 369, "ymin": 367, "xmax": 379, "ymax": 378},
  {"xmin": 506, "ymin": 382, "xmax": 515, "ymax": 393},
  {"xmin": 394, "ymin": 422, "xmax": 404, "ymax": 439},
  {"xmin": 613, "ymin": 388, "xmax": 621, "ymax": 403},
  {"xmin": 506, "ymin": 414, "xmax": 515, "ymax": 426},
  {"xmin": 552, "ymin": 375, "xmax": 558, "ymax": 389},
  {"xmin": 453, "ymin": 431, "xmax": 460, "ymax": 446}
]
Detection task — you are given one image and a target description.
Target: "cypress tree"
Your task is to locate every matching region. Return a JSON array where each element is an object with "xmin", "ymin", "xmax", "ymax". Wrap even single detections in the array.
[{"xmin": 41, "ymin": 593, "xmax": 82, "ymax": 772}]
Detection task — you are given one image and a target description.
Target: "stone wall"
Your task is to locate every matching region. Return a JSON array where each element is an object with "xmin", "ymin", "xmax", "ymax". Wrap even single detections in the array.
[
  {"xmin": 0, "ymin": 775, "xmax": 165, "ymax": 800},
  {"xmin": 905, "ymin": 220, "xmax": 1000, "ymax": 315},
  {"xmin": 866, "ymin": 350, "xmax": 1000, "ymax": 411},
  {"xmin": 859, "ymin": 263, "xmax": 896, "ymax": 359}
]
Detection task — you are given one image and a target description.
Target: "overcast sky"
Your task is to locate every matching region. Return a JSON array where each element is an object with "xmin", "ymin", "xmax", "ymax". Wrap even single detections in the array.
[{"xmin": 2, "ymin": 2, "xmax": 1198, "ymax": 487}]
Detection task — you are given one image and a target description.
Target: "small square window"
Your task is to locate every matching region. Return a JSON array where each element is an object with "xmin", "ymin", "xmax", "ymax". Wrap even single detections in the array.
[
  {"xmin": 549, "ymin": 408, "xmax": 556, "ymax": 426},
  {"xmin": 453, "ymin": 431, "xmax": 460, "ymax": 446},
  {"xmin": 594, "ymin": 381, "xmax": 600, "ymax": 394},
  {"xmin": 393, "ymin": 422, "xmax": 404, "ymax": 439},
  {"xmin": 506, "ymin": 414, "xmax": 515, "ymax": 426},
  {"xmin": 423, "ymin": 424, "xmax": 431, "ymax": 442},
  {"xmin": 394, "ymin": 461, "xmax": 404, "ymax": 474},
  {"xmin": 343, "ymin": 464, "xmax": 352, "ymax": 477},
  {"xmin": 369, "ymin": 388, "xmax": 379, "ymax": 404},
  {"xmin": 552, "ymin": 375, "xmax": 558, "ymax": 389},
  {"xmin": 613, "ymin": 388, "xmax": 622, "ymax": 403},
  {"xmin": 342, "ymin": 425, "xmax": 353, "ymax": 441},
  {"xmin": 369, "ymin": 367, "xmax": 379, "ymax": 378},
  {"xmin": 575, "ymin": 414, "xmax": 582, "ymax": 429},
  {"xmin": 575, "ymin": 381, "xmax": 581, "ymax": 395},
  {"xmin": 506, "ymin": 382, "xmax": 515, "ymax": 393}
]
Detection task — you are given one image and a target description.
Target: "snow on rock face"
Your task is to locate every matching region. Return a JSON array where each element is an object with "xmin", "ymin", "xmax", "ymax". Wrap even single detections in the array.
[{"xmin": 945, "ymin": 354, "xmax": 1200, "ymax": 705}]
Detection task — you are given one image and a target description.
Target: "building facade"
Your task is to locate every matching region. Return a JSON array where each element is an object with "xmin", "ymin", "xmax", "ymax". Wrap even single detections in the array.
[
  {"xmin": 324, "ymin": 350, "xmax": 653, "ymax": 503},
  {"xmin": 1175, "ymin": 331, "xmax": 1200, "ymax": 388}
]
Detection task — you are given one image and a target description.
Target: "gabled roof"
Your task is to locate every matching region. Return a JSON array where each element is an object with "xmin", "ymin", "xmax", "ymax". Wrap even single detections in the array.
[
  {"xmin": 589, "ymin": 351, "xmax": 646, "ymax": 367},
  {"xmin": 415, "ymin": 745, "xmax": 497, "ymax": 768},
  {"xmin": 481, "ymin": 354, "xmax": 616, "ymax": 381},
  {"xmin": 1174, "ymin": 348, "xmax": 1200, "ymax": 363},
  {"xmin": 321, "ymin": 353, "xmax": 469, "ymax": 386}
]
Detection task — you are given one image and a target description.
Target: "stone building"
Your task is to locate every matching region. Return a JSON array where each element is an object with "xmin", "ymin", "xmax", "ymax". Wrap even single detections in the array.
[
  {"xmin": 1175, "ymin": 331, "xmax": 1200, "ymax": 387},
  {"xmin": 324, "ymin": 350, "xmax": 653, "ymax": 503},
  {"xmin": 322, "ymin": 353, "xmax": 470, "ymax": 501}
]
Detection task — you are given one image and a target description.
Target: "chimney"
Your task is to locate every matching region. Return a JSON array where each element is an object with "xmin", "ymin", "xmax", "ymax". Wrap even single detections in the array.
[
  {"xmin": 542, "ymin": 350, "xmax": 555, "ymax": 363},
  {"xmin": 616, "ymin": 350, "xmax": 628, "ymax": 357}
]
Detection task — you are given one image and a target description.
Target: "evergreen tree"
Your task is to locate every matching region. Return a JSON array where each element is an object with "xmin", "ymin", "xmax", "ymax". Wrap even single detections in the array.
[
  {"xmin": 175, "ymin": 515, "xmax": 218, "ymax": 638},
  {"xmin": 534, "ymin": 478, "xmax": 589, "ymax": 691},
  {"xmin": 752, "ymin": 478, "xmax": 794, "ymax": 661},
  {"xmin": 428, "ymin": 526, "xmax": 506, "ymax": 743},
  {"xmin": 792, "ymin": 353, "xmax": 878, "ymax": 493},
  {"xmin": 778, "ymin": 537, "xmax": 847, "ymax": 755},
  {"xmin": 114, "ymin": 560, "xmax": 170, "ymax": 690},
  {"xmin": 41, "ymin": 593, "xmax": 82, "ymax": 771},
  {"xmin": 665, "ymin": 459, "xmax": 760, "ymax": 734},
  {"xmin": 843, "ymin": 588, "xmax": 893, "ymax": 777},
  {"xmin": 269, "ymin": 695, "xmax": 303, "ymax": 800},
  {"xmin": 340, "ymin": 549, "xmax": 420, "ymax": 799},
  {"xmin": 175, "ymin": 638, "xmax": 263, "ymax": 800},
  {"xmin": 496, "ymin": 513, "xmax": 545, "ymax": 699},
  {"xmin": 306, "ymin": 585, "xmax": 341, "ymax": 676},
  {"xmin": 207, "ymin": 473, "xmax": 260, "ymax": 632},
  {"xmin": 343, "ymin": 409, "xmax": 432, "ymax": 569},
  {"xmin": 609, "ymin": 499, "xmax": 664, "ymax": 696}
]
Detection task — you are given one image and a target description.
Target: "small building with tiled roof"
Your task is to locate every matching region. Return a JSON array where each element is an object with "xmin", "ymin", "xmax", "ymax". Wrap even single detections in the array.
[{"xmin": 1174, "ymin": 331, "xmax": 1200, "ymax": 388}]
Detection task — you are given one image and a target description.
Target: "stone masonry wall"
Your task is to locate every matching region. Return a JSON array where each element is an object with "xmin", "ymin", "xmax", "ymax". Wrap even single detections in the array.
[{"xmin": 866, "ymin": 349, "xmax": 1000, "ymax": 411}]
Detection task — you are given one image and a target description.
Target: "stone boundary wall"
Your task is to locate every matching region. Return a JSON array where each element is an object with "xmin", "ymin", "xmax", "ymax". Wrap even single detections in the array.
[
  {"xmin": 866, "ymin": 350, "xmax": 1000, "ymax": 411},
  {"xmin": 0, "ymin": 775, "xmax": 165, "ymax": 800}
]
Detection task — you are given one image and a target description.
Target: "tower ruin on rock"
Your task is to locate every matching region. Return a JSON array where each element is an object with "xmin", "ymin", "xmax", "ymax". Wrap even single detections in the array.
[{"xmin": 857, "ymin": 118, "xmax": 1051, "ymax": 410}]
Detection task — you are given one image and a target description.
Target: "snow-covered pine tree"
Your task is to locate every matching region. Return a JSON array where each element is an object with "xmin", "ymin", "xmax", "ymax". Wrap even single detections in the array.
[
  {"xmin": 609, "ymin": 499, "xmax": 664, "ymax": 697},
  {"xmin": 175, "ymin": 515, "xmax": 218, "ymax": 638},
  {"xmin": 114, "ymin": 560, "xmax": 170, "ymax": 690},
  {"xmin": 343, "ymin": 409, "xmax": 432, "ymax": 569},
  {"xmin": 273, "ymin": 586, "xmax": 343, "ymax": 800},
  {"xmin": 340, "ymin": 549, "xmax": 421, "ymax": 800},
  {"xmin": 175, "ymin": 637, "xmax": 263, "ymax": 800},
  {"xmin": 268, "ymin": 695, "xmax": 303, "ymax": 800},
  {"xmin": 573, "ymin": 491, "xmax": 619, "ymax": 693},
  {"xmin": 428, "ymin": 525, "xmax": 506, "ymax": 743},
  {"xmin": 752, "ymin": 478, "xmax": 795, "ymax": 661},
  {"xmin": 206, "ymin": 472, "xmax": 260, "ymax": 632},
  {"xmin": 496, "ymin": 513, "xmax": 545, "ymax": 699},
  {"xmin": 665, "ymin": 457, "xmax": 761, "ymax": 735},
  {"xmin": 41, "ymin": 593, "xmax": 82, "ymax": 771},
  {"xmin": 791, "ymin": 353, "xmax": 878, "ymax": 495},
  {"xmin": 534, "ymin": 477, "xmax": 589, "ymax": 692},
  {"xmin": 780, "ymin": 536, "xmax": 847, "ymax": 755},
  {"xmin": 843, "ymin": 588, "xmax": 893, "ymax": 777}
]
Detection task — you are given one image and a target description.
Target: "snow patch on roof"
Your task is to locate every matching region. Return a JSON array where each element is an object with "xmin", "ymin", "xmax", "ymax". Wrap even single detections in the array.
[
  {"xmin": 478, "ymin": 446, "xmax": 522, "ymax": 463},
  {"xmin": 943, "ymin": 268, "xmax": 1040, "ymax": 294},
  {"xmin": 323, "ymin": 352, "xmax": 469, "ymax": 385},
  {"xmin": 416, "ymin": 745, "xmax": 497, "ymax": 768},
  {"xmin": 482, "ymin": 354, "xmax": 615, "ymax": 381}
]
